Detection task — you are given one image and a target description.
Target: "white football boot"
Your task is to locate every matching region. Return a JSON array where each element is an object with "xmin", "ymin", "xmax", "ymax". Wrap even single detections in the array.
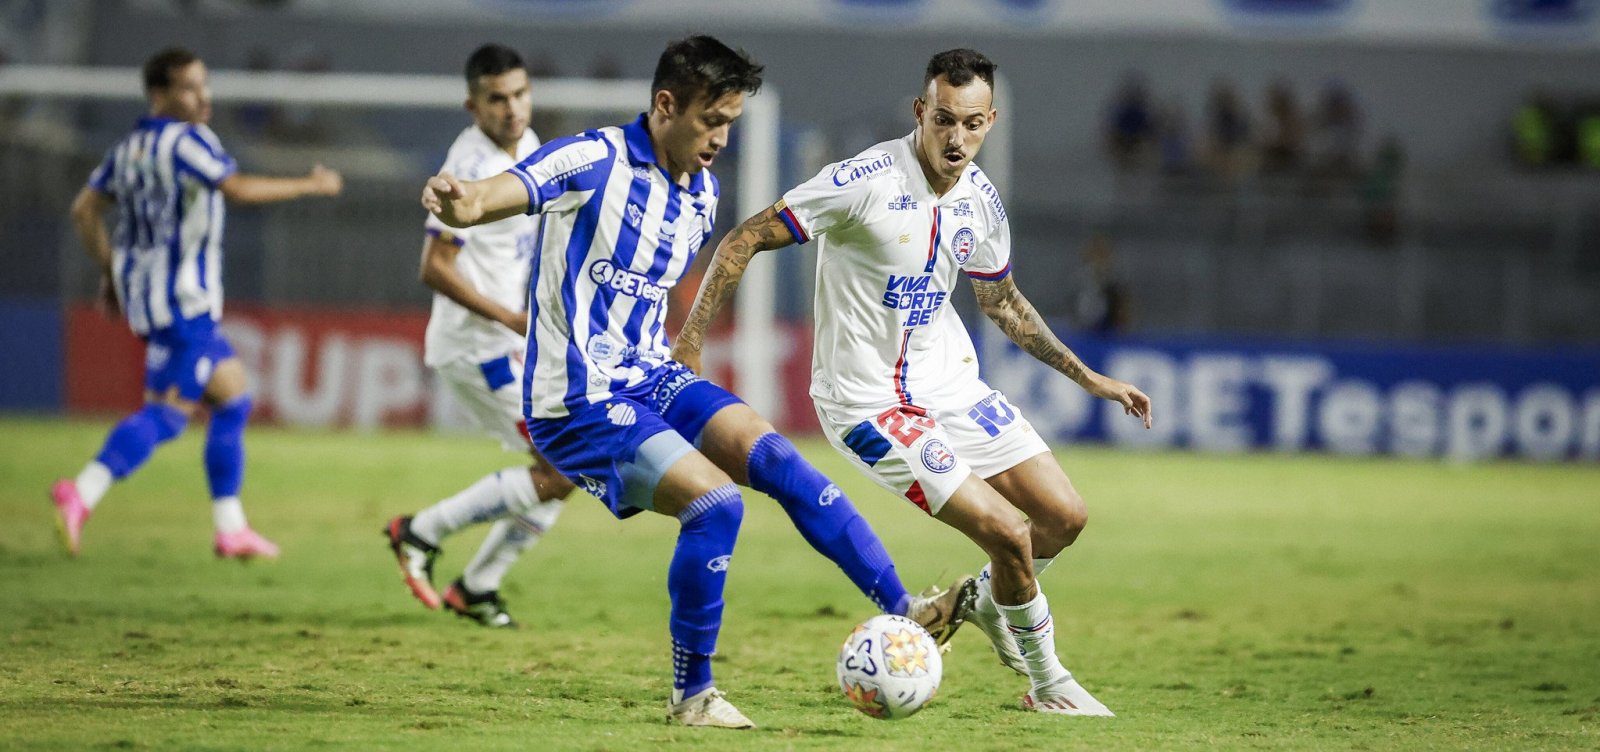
[
  {"xmin": 666, "ymin": 688, "xmax": 755, "ymax": 729},
  {"xmin": 1023, "ymin": 676, "xmax": 1116, "ymax": 717},
  {"xmin": 969, "ymin": 589, "xmax": 1028, "ymax": 675}
]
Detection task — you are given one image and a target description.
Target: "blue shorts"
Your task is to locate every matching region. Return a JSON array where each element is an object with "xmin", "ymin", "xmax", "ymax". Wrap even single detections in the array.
[
  {"xmin": 525, "ymin": 362, "xmax": 743, "ymax": 519},
  {"xmin": 144, "ymin": 328, "xmax": 235, "ymax": 401}
]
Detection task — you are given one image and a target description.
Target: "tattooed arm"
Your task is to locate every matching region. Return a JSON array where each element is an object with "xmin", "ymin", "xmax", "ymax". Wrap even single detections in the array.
[
  {"xmin": 972, "ymin": 275, "xmax": 1152, "ymax": 428},
  {"xmin": 672, "ymin": 202, "xmax": 797, "ymax": 374}
]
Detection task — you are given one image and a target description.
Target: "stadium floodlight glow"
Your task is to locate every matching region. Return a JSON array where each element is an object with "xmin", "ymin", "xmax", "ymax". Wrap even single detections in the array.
[{"xmin": 0, "ymin": 65, "xmax": 783, "ymax": 421}]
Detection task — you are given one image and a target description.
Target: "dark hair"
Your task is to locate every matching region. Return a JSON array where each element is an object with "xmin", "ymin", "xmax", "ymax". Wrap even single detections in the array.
[
  {"xmin": 923, "ymin": 48, "xmax": 996, "ymax": 91},
  {"xmin": 651, "ymin": 35, "xmax": 763, "ymax": 109},
  {"xmin": 143, "ymin": 47, "xmax": 200, "ymax": 93},
  {"xmin": 465, "ymin": 44, "xmax": 525, "ymax": 91}
]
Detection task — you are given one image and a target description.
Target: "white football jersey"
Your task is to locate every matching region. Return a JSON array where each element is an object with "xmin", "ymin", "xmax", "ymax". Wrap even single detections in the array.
[
  {"xmin": 780, "ymin": 132, "xmax": 1012, "ymax": 412},
  {"xmin": 423, "ymin": 125, "xmax": 542, "ymax": 367}
]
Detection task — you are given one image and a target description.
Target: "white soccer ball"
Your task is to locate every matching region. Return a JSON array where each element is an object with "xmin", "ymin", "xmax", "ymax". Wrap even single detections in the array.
[{"xmin": 836, "ymin": 613, "xmax": 942, "ymax": 720}]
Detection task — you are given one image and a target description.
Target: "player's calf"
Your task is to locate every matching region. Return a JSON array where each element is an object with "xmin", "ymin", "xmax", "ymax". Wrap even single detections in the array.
[{"xmin": 744, "ymin": 432, "xmax": 912, "ymax": 615}]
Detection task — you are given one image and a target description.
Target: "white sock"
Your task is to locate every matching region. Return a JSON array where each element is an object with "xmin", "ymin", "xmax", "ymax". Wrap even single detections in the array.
[
  {"xmin": 462, "ymin": 515, "xmax": 545, "ymax": 593},
  {"xmin": 212, "ymin": 496, "xmax": 248, "ymax": 534},
  {"xmin": 411, "ymin": 468, "xmax": 528, "ymax": 544},
  {"xmin": 76, "ymin": 461, "xmax": 114, "ymax": 510},
  {"xmin": 997, "ymin": 590, "xmax": 1072, "ymax": 692},
  {"xmin": 975, "ymin": 557, "xmax": 1057, "ymax": 615}
]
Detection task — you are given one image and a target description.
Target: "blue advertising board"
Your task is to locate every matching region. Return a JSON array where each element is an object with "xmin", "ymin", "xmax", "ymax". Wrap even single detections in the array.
[{"xmin": 978, "ymin": 326, "xmax": 1600, "ymax": 461}]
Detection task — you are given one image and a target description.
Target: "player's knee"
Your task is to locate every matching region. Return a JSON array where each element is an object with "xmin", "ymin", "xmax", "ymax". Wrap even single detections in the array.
[
  {"xmin": 145, "ymin": 402, "xmax": 190, "ymax": 441},
  {"xmin": 977, "ymin": 511, "xmax": 1032, "ymax": 567},
  {"xmin": 1036, "ymin": 491, "xmax": 1089, "ymax": 550}
]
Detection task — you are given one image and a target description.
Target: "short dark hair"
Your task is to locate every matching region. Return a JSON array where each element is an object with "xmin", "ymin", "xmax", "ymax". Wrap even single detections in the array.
[
  {"xmin": 923, "ymin": 48, "xmax": 996, "ymax": 91},
  {"xmin": 143, "ymin": 47, "xmax": 200, "ymax": 93},
  {"xmin": 465, "ymin": 44, "xmax": 525, "ymax": 91},
  {"xmin": 651, "ymin": 35, "xmax": 763, "ymax": 109}
]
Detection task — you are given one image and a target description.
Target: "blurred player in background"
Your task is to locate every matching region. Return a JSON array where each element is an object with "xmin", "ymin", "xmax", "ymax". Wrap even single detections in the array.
[
  {"xmin": 50, "ymin": 47, "xmax": 343, "ymax": 559},
  {"xmin": 674, "ymin": 48, "xmax": 1152, "ymax": 717},
  {"xmin": 422, "ymin": 35, "xmax": 973, "ymax": 729},
  {"xmin": 383, "ymin": 44, "xmax": 576, "ymax": 628}
]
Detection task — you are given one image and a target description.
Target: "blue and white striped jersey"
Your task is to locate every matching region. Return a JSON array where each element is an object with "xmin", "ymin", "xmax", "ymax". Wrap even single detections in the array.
[
  {"xmin": 87, "ymin": 116, "xmax": 237, "ymax": 340},
  {"xmin": 506, "ymin": 114, "xmax": 719, "ymax": 419}
]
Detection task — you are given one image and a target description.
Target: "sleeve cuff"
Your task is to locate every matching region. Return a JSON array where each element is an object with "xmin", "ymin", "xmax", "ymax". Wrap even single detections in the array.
[
  {"xmin": 507, "ymin": 166, "xmax": 540, "ymax": 215},
  {"xmin": 964, "ymin": 262, "xmax": 1012, "ymax": 281},
  {"xmin": 426, "ymin": 227, "xmax": 466, "ymax": 247},
  {"xmin": 777, "ymin": 205, "xmax": 810, "ymax": 245}
]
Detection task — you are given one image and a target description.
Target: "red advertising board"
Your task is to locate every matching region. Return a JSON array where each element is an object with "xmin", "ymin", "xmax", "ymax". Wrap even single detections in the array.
[{"xmin": 64, "ymin": 304, "xmax": 820, "ymax": 434}]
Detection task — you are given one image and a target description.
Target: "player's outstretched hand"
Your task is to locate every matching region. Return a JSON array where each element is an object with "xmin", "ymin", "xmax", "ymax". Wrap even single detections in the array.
[
  {"xmin": 309, "ymin": 163, "xmax": 343, "ymax": 196},
  {"xmin": 422, "ymin": 171, "xmax": 471, "ymax": 226},
  {"xmin": 1089, "ymin": 376, "xmax": 1153, "ymax": 429}
]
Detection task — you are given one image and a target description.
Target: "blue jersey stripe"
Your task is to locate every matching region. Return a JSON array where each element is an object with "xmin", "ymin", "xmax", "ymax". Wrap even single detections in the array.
[
  {"xmin": 618, "ymin": 187, "xmax": 682, "ymax": 376},
  {"xmin": 558, "ymin": 156, "xmax": 618, "ymax": 412},
  {"xmin": 591, "ymin": 172, "xmax": 656, "ymax": 394}
]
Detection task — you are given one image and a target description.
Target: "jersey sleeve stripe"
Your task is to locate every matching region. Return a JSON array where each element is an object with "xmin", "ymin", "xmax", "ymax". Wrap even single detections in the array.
[
  {"xmin": 777, "ymin": 206, "xmax": 810, "ymax": 244},
  {"xmin": 507, "ymin": 165, "xmax": 541, "ymax": 214},
  {"xmin": 964, "ymin": 262, "xmax": 1012, "ymax": 281}
]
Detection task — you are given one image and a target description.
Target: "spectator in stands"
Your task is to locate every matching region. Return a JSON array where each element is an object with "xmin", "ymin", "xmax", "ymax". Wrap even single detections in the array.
[
  {"xmin": 1204, "ymin": 79, "xmax": 1252, "ymax": 180},
  {"xmin": 1104, "ymin": 73, "xmax": 1155, "ymax": 171},
  {"xmin": 1361, "ymin": 135, "xmax": 1406, "ymax": 247},
  {"xmin": 1156, "ymin": 99, "xmax": 1193, "ymax": 177},
  {"xmin": 1259, "ymin": 80, "xmax": 1305, "ymax": 174},
  {"xmin": 1072, "ymin": 232, "xmax": 1133, "ymax": 336},
  {"xmin": 1307, "ymin": 81, "xmax": 1362, "ymax": 182},
  {"xmin": 1511, "ymin": 91, "xmax": 1560, "ymax": 167}
]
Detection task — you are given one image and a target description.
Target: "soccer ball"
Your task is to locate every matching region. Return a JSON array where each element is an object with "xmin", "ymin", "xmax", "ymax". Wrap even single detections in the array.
[{"xmin": 836, "ymin": 614, "xmax": 942, "ymax": 720}]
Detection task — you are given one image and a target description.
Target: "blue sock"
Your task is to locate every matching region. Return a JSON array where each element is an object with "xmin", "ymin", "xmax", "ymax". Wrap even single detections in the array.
[
  {"xmin": 95, "ymin": 403, "xmax": 188, "ymax": 479},
  {"xmin": 745, "ymin": 433, "xmax": 911, "ymax": 615},
  {"xmin": 204, "ymin": 396, "xmax": 251, "ymax": 498},
  {"xmin": 668, "ymin": 484, "xmax": 743, "ymax": 699}
]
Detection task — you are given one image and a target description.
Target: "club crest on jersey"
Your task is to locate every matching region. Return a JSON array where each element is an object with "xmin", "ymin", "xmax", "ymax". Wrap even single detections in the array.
[
  {"xmin": 606, "ymin": 402, "xmax": 638, "ymax": 426},
  {"xmin": 887, "ymin": 194, "xmax": 918, "ymax": 211},
  {"xmin": 707, "ymin": 555, "xmax": 732, "ymax": 573},
  {"xmin": 921, "ymin": 439, "xmax": 957, "ymax": 473},
  {"xmin": 951, "ymin": 227, "xmax": 976, "ymax": 265}
]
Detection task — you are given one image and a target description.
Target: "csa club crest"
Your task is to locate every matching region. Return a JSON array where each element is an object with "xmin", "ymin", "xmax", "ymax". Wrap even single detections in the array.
[{"xmin": 951, "ymin": 227, "xmax": 976, "ymax": 265}]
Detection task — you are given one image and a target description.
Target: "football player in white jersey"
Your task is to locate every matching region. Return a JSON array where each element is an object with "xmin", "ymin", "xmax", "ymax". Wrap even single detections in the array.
[
  {"xmin": 674, "ymin": 49, "xmax": 1152, "ymax": 716},
  {"xmin": 383, "ymin": 45, "xmax": 576, "ymax": 628}
]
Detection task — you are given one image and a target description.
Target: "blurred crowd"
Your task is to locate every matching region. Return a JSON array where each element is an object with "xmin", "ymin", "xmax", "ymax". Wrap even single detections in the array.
[
  {"xmin": 1511, "ymin": 91, "xmax": 1600, "ymax": 170},
  {"xmin": 1103, "ymin": 73, "xmax": 1406, "ymax": 245}
]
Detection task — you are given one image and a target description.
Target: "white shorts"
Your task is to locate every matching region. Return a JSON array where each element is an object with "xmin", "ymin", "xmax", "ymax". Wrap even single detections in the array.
[
  {"xmin": 434, "ymin": 355, "xmax": 529, "ymax": 452},
  {"xmin": 816, "ymin": 384, "xmax": 1050, "ymax": 516}
]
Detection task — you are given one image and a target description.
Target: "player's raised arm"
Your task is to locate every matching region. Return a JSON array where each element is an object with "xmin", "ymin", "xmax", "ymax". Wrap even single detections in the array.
[
  {"xmin": 971, "ymin": 274, "xmax": 1152, "ymax": 428},
  {"xmin": 671, "ymin": 202, "xmax": 797, "ymax": 373},
  {"xmin": 219, "ymin": 164, "xmax": 343, "ymax": 205},
  {"xmin": 422, "ymin": 171, "xmax": 530, "ymax": 229}
]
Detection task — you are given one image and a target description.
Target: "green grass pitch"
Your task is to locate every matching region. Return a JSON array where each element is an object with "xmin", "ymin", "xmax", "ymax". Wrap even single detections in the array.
[{"xmin": 2, "ymin": 416, "xmax": 1598, "ymax": 751}]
